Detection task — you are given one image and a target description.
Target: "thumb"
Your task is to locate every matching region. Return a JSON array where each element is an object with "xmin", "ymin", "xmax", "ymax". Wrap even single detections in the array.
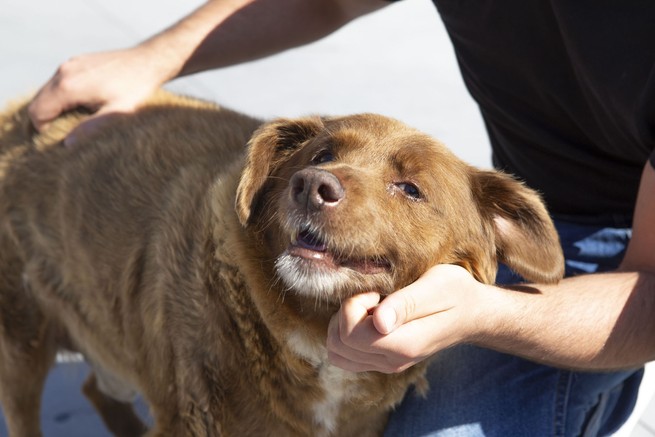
[
  {"xmin": 372, "ymin": 265, "xmax": 459, "ymax": 335},
  {"xmin": 28, "ymin": 92, "xmax": 68, "ymax": 133},
  {"xmin": 373, "ymin": 264, "xmax": 480, "ymax": 335},
  {"xmin": 372, "ymin": 289, "xmax": 414, "ymax": 335}
]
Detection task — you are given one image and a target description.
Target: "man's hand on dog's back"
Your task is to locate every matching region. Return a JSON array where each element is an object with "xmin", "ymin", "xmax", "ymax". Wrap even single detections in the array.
[
  {"xmin": 27, "ymin": 0, "xmax": 387, "ymax": 145},
  {"xmin": 28, "ymin": 48, "xmax": 163, "ymax": 146}
]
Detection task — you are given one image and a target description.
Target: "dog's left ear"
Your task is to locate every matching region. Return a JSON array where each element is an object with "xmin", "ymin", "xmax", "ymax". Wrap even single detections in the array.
[
  {"xmin": 235, "ymin": 116, "xmax": 325, "ymax": 225},
  {"xmin": 471, "ymin": 169, "xmax": 565, "ymax": 284}
]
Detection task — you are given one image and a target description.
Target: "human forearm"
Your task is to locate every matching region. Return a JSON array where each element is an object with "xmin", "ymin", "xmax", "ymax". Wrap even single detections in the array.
[
  {"xmin": 478, "ymin": 270, "xmax": 655, "ymax": 370},
  {"xmin": 478, "ymin": 165, "xmax": 655, "ymax": 371},
  {"xmin": 327, "ymin": 264, "xmax": 655, "ymax": 374},
  {"xmin": 140, "ymin": 0, "xmax": 387, "ymax": 80},
  {"xmin": 29, "ymin": 0, "xmax": 386, "ymax": 133}
]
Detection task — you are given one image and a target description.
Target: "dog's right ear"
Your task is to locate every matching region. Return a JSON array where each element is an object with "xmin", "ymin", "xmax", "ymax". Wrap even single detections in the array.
[{"xmin": 235, "ymin": 116, "xmax": 325, "ymax": 226}]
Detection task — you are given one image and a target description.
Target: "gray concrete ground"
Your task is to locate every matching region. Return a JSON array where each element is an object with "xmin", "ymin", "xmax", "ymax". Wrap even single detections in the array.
[{"xmin": 1, "ymin": 0, "xmax": 653, "ymax": 435}]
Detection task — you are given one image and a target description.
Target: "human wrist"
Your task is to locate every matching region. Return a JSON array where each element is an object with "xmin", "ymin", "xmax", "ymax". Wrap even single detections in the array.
[
  {"xmin": 133, "ymin": 37, "xmax": 188, "ymax": 86},
  {"xmin": 462, "ymin": 282, "xmax": 517, "ymax": 347},
  {"xmin": 132, "ymin": 0, "xmax": 240, "ymax": 83},
  {"xmin": 464, "ymin": 281, "xmax": 559, "ymax": 364}
]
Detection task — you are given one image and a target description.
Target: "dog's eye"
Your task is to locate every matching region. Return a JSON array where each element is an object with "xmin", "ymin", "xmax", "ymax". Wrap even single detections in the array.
[
  {"xmin": 312, "ymin": 150, "xmax": 335, "ymax": 165},
  {"xmin": 396, "ymin": 182, "xmax": 422, "ymax": 200}
]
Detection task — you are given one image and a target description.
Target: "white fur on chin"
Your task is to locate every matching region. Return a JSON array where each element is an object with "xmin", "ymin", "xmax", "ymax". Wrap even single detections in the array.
[{"xmin": 275, "ymin": 252, "xmax": 353, "ymax": 301}]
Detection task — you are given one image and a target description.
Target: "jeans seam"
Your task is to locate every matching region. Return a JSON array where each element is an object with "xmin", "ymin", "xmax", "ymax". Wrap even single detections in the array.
[{"xmin": 554, "ymin": 370, "xmax": 572, "ymax": 437}]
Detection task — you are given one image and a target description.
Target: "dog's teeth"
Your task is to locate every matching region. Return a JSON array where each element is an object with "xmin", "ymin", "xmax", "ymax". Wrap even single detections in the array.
[{"xmin": 291, "ymin": 229, "xmax": 298, "ymax": 244}]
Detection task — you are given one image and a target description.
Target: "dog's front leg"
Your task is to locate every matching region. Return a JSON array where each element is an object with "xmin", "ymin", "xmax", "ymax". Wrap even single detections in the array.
[
  {"xmin": 0, "ymin": 298, "xmax": 57, "ymax": 437},
  {"xmin": 82, "ymin": 373, "xmax": 148, "ymax": 437}
]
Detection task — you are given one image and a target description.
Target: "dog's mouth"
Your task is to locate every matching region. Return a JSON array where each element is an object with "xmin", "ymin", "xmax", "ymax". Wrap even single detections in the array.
[{"xmin": 287, "ymin": 226, "xmax": 391, "ymax": 275}]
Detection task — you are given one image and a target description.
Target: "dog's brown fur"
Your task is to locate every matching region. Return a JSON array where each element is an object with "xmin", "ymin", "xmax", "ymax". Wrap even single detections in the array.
[{"xmin": 0, "ymin": 91, "xmax": 564, "ymax": 436}]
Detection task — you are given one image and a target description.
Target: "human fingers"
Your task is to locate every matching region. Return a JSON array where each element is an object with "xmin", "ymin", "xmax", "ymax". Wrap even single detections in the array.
[
  {"xmin": 328, "ymin": 308, "xmax": 449, "ymax": 373},
  {"xmin": 327, "ymin": 283, "xmax": 472, "ymax": 373},
  {"xmin": 327, "ymin": 314, "xmax": 391, "ymax": 373},
  {"xmin": 327, "ymin": 291, "xmax": 381, "ymax": 350},
  {"xmin": 369, "ymin": 313, "xmax": 459, "ymax": 370},
  {"xmin": 327, "ymin": 349, "xmax": 399, "ymax": 373},
  {"xmin": 334, "ymin": 291, "xmax": 382, "ymax": 346},
  {"xmin": 28, "ymin": 56, "xmax": 109, "ymax": 132},
  {"xmin": 28, "ymin": 77, "xmax": 77, "ymax": 132},
  {"xmin": 29, "ymin": 50, "xmax": 154, "ymax": 133},
  {"xmin": 327, "ymin": 292, "xmax": 386, "ymax": 370},
  {"xmin": 372, "ymin": 264, "xmax": 477, "ymax": 335}
]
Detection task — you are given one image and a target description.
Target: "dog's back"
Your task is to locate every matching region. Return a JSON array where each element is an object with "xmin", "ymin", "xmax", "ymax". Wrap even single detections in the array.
[
  {"xmin": 0, "ymin": 92, "xmax": 262, "ymax": 436},
  {"xmin": 0, "ymin": 92, "xmax": 260, "ymax": 289},
  {"xmin": 0, "ymin": 93, "xmax": 260, "ymax": 319}
]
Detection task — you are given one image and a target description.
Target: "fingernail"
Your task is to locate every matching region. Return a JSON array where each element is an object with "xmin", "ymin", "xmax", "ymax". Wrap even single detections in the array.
[{"xmin": 376, "ymin": 306, "xmax": 397, "ymax": 334}]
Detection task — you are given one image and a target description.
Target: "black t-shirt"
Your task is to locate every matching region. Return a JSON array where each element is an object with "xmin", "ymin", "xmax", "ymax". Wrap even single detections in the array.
[{"xmin": 393, "ymin": 0, "xmax": 655, "ymax": 222}]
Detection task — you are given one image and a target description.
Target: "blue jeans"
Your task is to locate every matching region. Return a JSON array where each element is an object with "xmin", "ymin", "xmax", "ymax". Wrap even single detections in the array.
[{"xmin": 385, "ymin": 219, "xmax": 643, "ymax": 436}]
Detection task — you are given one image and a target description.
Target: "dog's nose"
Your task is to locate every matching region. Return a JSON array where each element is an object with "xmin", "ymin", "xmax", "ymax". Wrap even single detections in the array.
[{"xmin": 290, "ymin": 168, "xmax": 344, "ymax": 210}]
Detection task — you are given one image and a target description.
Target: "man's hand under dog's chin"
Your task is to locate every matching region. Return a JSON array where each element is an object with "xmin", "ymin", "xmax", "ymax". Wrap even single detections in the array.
[{"xmin": 326, "ymin": 264, "xmax": 488, "ymax": 374}]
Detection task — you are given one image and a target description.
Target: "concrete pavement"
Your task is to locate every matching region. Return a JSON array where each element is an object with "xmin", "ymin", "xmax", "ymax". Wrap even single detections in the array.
[{"xmin": 1, "ymin": 0, "xmax": 653, "ymax": 435}]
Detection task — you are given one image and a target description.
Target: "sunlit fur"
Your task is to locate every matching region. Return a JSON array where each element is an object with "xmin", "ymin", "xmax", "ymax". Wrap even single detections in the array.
[{"xmin": 0, "ymin": 90, "xmax": 563, "ymax": 436}]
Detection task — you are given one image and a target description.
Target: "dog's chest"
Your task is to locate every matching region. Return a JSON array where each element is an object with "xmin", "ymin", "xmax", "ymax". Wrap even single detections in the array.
[{"xmin": 286, "ymin": 330, "xmax": 361, "ymax": 435}]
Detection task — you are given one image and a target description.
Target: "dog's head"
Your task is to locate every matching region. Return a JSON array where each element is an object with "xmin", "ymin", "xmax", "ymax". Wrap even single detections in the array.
[{"xmin": 236, "ymin": 114, "xmax": 563, "ymax": 303}]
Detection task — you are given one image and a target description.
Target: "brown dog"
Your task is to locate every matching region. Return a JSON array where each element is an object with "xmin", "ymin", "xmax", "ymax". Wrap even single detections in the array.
[{"xmin": 0, "ymin": 91, "xmax": 564, "ymax": 436}]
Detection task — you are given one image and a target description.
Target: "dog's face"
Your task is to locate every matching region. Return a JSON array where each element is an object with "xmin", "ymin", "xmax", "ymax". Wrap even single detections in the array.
[{"xmin": 236, "ymin": 114, "xmax": 563, "ymax": 303}]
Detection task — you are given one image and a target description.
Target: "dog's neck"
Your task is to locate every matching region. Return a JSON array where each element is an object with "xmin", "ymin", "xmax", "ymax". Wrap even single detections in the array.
[{"xmin": 206, "ymin": 202, "xmax": 338, "ymax": 350}]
